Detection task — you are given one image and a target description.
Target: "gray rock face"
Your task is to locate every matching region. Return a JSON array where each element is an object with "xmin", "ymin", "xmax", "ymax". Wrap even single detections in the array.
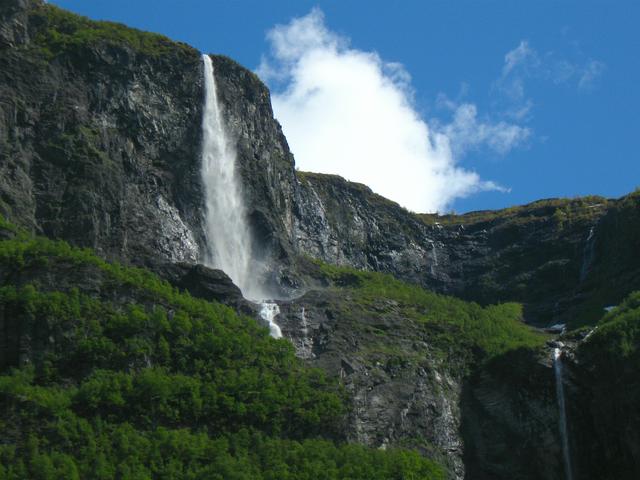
[
  {"xmin": 0, "ymin": 1, "xmax": 205, "ymax": 267},
  {"xmin": 460, "ymin": 348, "xmax": 563, "ymax": 480},
  {"xmin": 277, "ymin": 291, "xmax": 467, "ymax": 479},
  {"xmin": 292, "ymin": 173, "xmax": 638, "ymax": 327},
  {"xmin": 293, "ymin": 173, "xmax": 440, "ymax": 285},
  {"xmin": 275, "ymin": 287, "xmax": 581, "ymax": 480},
  {"xmin": 0, "ymin": 0, "xmax": 33, "ymax": 49},
  {"xmin": 0, "ymin": 3, "xmax": 306, "ymax": 294}
]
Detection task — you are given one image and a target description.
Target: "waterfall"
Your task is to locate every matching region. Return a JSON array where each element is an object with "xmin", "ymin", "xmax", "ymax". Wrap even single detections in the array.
[
  {"xmin": 553, "ymin": 348, "xmax": 574, "ymax": 480},
  {"xmin": 201, "ymin": 54, "xmax": 254, "ymax": 296},
  {"xmin": 430, "ymin": 241, "xmax": 439, "ymax": 276},
  {"xmin": 300, "ymin": 307, "xmax": 308, "ymax": 337},
  {"xmin": 297, "ymin": 307, "xmax": 314, "ymax": 358},
  {"xmin": 259, "ymin": 302, "xmax": 282, "ymax": 338},
  {"xmin": 579, "ymin": 226, "xmax": 595, "ymax": 282},
  {"xmin": 200, "ymin": 54, "xmax": 281, "ymax": 337}
]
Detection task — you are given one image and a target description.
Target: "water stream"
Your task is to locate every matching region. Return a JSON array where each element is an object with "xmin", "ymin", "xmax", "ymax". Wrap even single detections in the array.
[
  {"xmin": 579, "ymin": 226, "xmax": 595, "ymax": 282},
  {"xmin": 430, "ymin": 241, "xmax": 439, "ymax": 276},
  {"xmin": 297, "ymin": 307, "xmax": 313, "ymax": 358}
]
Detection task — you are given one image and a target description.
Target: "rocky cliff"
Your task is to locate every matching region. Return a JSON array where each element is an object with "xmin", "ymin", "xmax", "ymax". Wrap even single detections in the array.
[
  {"xmin": 3, "ymin": 0, "xmax": 639, "ymax": 325},
  {"xmin": 0, "ymin": 0, "xmax": 206, "ymax": 266},
  {"xmin": 0, "ymin": 0, "xmax": 301, "ymax": 284},
  {"xmin": 276, "ymin": 284, "xmax": 470, "ymax": 477},
  {"xmin": 294, "ymin": 172, "xmax": 640, "ymax": 328}
]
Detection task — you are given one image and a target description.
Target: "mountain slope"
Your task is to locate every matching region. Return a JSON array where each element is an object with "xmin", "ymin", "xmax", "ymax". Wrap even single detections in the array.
[{"xmin": 0, "ymin": 220, "xmax": 446, "ymax": 479}]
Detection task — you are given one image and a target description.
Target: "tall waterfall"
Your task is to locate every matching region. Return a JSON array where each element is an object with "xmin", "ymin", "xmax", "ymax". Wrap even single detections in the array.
[
  {"xmin": 201, "ymin": 54, "xmax": 254, "ymax": 296},
  {"xmin": 553, "ymin": 348, "xmax": 573, "ymax": 480},
  {"xmin": 200, "ymin": 54, "xmax": 281, "ymax": 337}
]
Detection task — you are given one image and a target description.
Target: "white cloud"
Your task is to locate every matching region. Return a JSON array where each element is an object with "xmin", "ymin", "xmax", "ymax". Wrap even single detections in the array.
[
  {"xmin": 502, "ymin": 40, "xmax": 539, "ymax": 77},
  {"xmin": 578, "ymin": 60, "xmax": 606, "ymax": 91},
  {"xmin": 258, "ymin": 9, "xmax": 521, "ymax": 213},
  {"xmin": 437, "ymin": 100, "xmax": 531, "ymax": 157},
  {"xmin": 496, "ymin": 40, "xmax": 605, "ymax": 116}
]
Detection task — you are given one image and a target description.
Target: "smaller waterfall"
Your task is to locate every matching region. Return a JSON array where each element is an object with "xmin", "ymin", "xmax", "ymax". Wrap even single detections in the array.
[
  {"xmin": 297, "ymin": 307, "xmax": 314, "ymax": 358},
  {"xmin": 260, "ymin": 302, "xmax": 282, "ymax": 339},
  {"xmin": 429, "ymin": 241, "xmax": 439, "ymax": 276},
  {"xmin": 579, "ymin": 227, "xmax": 595, "ymax": 282},
  {"xmin": 554, "ymin": 348, "xmax": 574, "ymax": 480},
  {"xmin": 301, "ymin": 307, "xmax": 308, "ymax": 337}
]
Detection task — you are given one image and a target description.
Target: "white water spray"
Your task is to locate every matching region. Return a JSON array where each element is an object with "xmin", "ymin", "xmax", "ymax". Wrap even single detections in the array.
[
  {"xmin": 553, "ymin": 348, "xmax": 573, "ymax": 480},
  {"xmin": 260, "ymin": 302, "xmax": 282, "ymax": 338},
  {"xmin": 200, "ymin": 54, "xmax": 281, "ymax": 337}
]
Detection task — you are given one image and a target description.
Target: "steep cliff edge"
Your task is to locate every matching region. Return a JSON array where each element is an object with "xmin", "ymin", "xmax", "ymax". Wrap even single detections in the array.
[
  {"xmin": 0, "ymin": 1, "xmax": 301, "ymax": 283},
  {"xmin": 0, "ymin": 0, "xmax": 205, "ymax": 266}
]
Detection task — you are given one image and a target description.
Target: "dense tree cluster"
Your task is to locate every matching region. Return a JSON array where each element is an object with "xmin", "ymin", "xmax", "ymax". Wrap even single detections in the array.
[{"xmin": 0, "ymin": 223, "xmax": 444, "ymax": 479}]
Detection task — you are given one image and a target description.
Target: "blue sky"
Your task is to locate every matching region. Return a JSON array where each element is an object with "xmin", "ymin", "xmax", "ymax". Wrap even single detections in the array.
[{"xmin": 51, "ymin": 0, "xmax": 640, "ymax": 213}]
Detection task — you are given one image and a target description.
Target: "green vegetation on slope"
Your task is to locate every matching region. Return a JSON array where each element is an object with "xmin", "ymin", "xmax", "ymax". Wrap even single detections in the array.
[
  {"xmin": 315, "ymin": 261, "xmax": 546, "ymax": 363},
  {"xmin": 28, "ymin": 3, "xmax": 195, "ymax": 59},
  {"xmin": 579, "ymin": 290, "xmax": 640, "ymax": 416},
  {"xmin": 0, "ymin": 220, "xmax": 444, "ymax": 479},
  {"xmin": 0, "ymin": 415, "xmax": 444, "ymax": 480},
  {"xmin": 574, "ymin": 291, "xmax": 640, "ymax": 479},
  {"xmin": 0, "ymin": 216, "xmax": 17, "ymax": 234},
  {"xmin": 419, "ymin": 196, "xmax": 608, "ymax": 228},
  {"xmin": 588, "ymin": 291, "xmax": 640, "ymax": 355}
]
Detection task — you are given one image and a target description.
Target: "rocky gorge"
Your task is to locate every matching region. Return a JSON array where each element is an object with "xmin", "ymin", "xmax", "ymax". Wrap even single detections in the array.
[{"xmin": 0, "ymin": 1, "xmax": 639, "ymax": 478}]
